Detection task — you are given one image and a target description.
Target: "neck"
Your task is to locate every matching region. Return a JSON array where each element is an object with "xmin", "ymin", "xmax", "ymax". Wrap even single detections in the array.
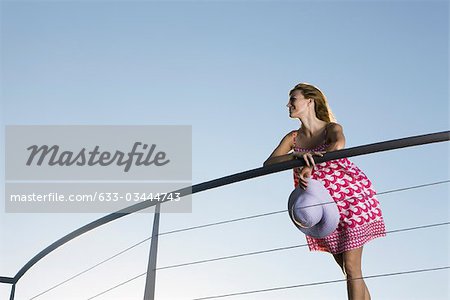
[{"xmin": 299, "ymin": 114, "xmax": 327, "ymax": 137}]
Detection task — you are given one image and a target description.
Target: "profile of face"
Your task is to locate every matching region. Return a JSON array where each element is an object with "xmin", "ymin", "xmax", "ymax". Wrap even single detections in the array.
[{"xmin": 287, "ymin": 90, "xmax": 313, "ymax": 118}]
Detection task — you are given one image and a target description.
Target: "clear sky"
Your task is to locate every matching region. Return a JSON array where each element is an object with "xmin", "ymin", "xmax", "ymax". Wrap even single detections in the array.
[{"xmin": 0, "ymin": 0, "xmax": 448, "ymax": 299}]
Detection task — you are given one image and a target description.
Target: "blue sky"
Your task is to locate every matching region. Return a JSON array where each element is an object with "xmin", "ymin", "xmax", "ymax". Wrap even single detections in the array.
[{"xmin": 0, "ymin": 0, "xmax": 448, "ymax": 299}]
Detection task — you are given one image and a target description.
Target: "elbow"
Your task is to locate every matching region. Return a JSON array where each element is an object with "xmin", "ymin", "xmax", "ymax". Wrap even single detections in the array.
[
  {"xmin": 263, "ymin": 158, "xmax": 272, "ymax": 167},
  {"xmin": 326, "ymin": 145, "xmax": 344, "ymax": 152},
  {"xmin": 335, "ymin": 140, "xmax": 346, "ymax": 151},
  {"xmin": 326, "ymin": 140, "xmax": 345, "ymax": 152}
]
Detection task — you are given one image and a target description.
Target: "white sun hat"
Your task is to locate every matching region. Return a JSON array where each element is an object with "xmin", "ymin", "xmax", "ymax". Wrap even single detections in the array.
[{"xmin": 288, "ymin": 179, "xmax": 340, "ymax": 238}]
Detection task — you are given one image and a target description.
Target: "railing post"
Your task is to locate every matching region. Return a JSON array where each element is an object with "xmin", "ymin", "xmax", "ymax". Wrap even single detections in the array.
[
  {"xmin": 9, "ymin": 283, "xmax": 16, "ymax": 300},
  {"xmin": 143, "ymin": 202, "xmax": 161, "ymax": 300}
]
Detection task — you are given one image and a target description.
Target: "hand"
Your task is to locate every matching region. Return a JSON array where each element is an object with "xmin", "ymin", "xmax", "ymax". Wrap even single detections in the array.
[
  {"xmin": 298, "ymin": 166, "xmax": 313, "ymax": 190},
  {"xmin": 293, "ymin": 151, "xmax": 325, "ymax": 168}
]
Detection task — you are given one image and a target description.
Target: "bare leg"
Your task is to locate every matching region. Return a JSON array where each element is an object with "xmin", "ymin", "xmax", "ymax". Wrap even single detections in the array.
[
  {"xmin": 333, "ymin": 252, "xmax": 344, "ymax": 274},
  {"xmin": 333, "ymin": 247, "xmax": 370, "ymax": 300}
]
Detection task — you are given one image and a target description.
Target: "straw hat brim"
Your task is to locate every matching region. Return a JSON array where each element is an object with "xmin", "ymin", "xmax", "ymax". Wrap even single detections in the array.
[{"xmin": 288, "ymin": 179, "xmax": 340, "ymax": 238}]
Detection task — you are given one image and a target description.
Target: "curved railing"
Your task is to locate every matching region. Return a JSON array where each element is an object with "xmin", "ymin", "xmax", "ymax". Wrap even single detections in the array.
[{"xmin": 1, "ymin": 130, "xmax": 449, "ymax": 299}]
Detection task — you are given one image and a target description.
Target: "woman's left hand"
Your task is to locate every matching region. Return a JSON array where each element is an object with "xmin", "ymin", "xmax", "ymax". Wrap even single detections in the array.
[{"xmin": 298, "ymin": 165, "xmax": 313, "ymax": 190}]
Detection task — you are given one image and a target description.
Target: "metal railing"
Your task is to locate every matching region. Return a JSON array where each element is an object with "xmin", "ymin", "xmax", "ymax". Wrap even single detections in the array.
[{"xmin": 1, "ymin": 130, "xmax": 449, "ymax": 300}]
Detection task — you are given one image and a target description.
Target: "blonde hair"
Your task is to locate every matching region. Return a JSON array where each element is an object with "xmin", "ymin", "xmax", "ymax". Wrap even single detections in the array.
[{"xmin": 289, "ymin": 82, "xmax": 336, "ymax": 123}]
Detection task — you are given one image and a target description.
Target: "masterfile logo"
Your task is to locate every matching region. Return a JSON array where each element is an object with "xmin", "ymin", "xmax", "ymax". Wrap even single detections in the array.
[
  {"xmin": 5, "ymin": 125, "xmax": 192, "ymax": 213},
  {"xmin": 25, "ymin": 142, "xmax": 170, "ymax": 172},
  {"xmin": 6, "ymin": 125, "xmax": 191, "ymax": 180}
]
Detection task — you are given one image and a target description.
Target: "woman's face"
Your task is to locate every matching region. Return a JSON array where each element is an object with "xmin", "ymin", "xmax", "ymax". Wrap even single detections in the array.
[{"xmin": 287, "ymin": 90, "xmax": 310, "ymax": 118}]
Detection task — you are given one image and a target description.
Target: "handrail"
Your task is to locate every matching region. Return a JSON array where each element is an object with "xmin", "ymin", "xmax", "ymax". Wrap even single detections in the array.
[
  {"xmin": 0, "ymin": 277, "xmax": 14, "ymax": 284},
  {"xmin": 1, "ymin": 130, "xmax": 449, "ymax": 286}
]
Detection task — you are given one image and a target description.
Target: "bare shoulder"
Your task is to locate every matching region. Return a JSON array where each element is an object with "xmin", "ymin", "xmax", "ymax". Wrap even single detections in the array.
[
  {"xmin": 325, "ymin": 122, "xmax": 346, "ymax": 150},
  {"xmin": 275, "ymin": 130, "xmax": 297, "ymax": 152},
  {"xmin": 283, "ymin": 130, "xmax": 297, "ymax": 147},
  {"xmin": 288, "ymin": 129, "xmax": 297, "ymax": 138},
  {"xmin": 264, "ymin": 130, "xmax": 298, "ymax": 165},
  {"xmin": 327, "ymin": 122, "xmax": 344, "ymax": 135}
]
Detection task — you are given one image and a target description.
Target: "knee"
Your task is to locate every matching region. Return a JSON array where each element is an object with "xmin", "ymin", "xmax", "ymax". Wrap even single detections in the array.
[{"xmin": 343, "ymin": 260, "xmax": 362, "ymax": 279}]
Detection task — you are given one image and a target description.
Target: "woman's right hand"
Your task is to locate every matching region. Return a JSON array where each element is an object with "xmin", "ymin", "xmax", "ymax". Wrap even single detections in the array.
[
  {"xmin": 292, "ymin": 151, "xmax": 325, "ymax": 168},
  {"xmin": 298, "ymin": 166, "xmax": 313, "ymax": 190}
]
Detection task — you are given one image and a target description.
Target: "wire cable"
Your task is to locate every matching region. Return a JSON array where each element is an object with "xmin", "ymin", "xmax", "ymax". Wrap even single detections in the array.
[
  {"xmin": 191, "ymin": 266, "xmax": 450, "ymax": 300},
  {"xmin": 86, "ymin": 272, "xmax": 146, "ymax": 300},
  {"xmin": 82, "ymin": 221, "xmax": 448, "ymax": 300},
  {"xmin": 28, "ymin": 180, "xmax": 449, "ymax": 299},
  {"xmin": 85, "ymin": 265, "xmax": 450, "ymax": 300},
  {"xmin": 155, "ymin": 222, "xmax": 450, "ymax": 270},
  {"xmin": 160, "ymin": 179, "xmax": 449, "ymax": 236},
  {"xmin": 29, "ymin": 237, "xmax": 151, "ymax": 300}
]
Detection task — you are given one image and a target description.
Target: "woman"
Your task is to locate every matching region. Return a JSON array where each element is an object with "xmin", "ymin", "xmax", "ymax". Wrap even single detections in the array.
[{"xmin": 264, "ymin": 83, "xmax": 386, "ymax": 300}]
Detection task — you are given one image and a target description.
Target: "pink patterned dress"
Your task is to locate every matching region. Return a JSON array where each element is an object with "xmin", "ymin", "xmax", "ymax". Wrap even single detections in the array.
[{"xmin": 292, "ymin": 127, "xmax": 386, "ymax": 254}]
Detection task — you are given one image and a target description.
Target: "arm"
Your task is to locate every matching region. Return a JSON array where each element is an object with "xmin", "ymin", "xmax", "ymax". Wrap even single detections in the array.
[
  {"xmin": 325, "ymin": 122, "xmax": 346, "ymax": 151},
  {"xmin": 263, "ymin": 131, "xmax": 296, "ymax": 167}
]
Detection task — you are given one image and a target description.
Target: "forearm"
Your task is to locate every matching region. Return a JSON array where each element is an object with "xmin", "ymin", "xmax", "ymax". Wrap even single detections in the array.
[
  {"xmin": 263, "ymin": 153, "xmax": 295, "ymax": 167},
  {"xmin": 325, "ymin": 141, "xmax": 343, "ymax": 152}
]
